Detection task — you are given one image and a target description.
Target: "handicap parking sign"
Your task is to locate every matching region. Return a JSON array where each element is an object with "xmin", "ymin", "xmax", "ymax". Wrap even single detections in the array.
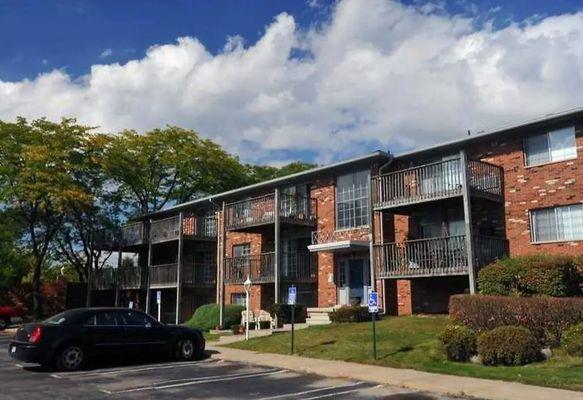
[
  {"xmin": 288, "ymin": 286, "xmax": 297, "ymax": 305},
  {"xmin": 368, "ymin": 291, "xmax": 378, "ymax": 313}
]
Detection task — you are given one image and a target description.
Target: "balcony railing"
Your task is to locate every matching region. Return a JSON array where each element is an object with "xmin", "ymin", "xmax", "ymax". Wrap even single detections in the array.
[
  {"xmin": 374, "ymin": 235, "xmax": 508, "ymax": 278},
  {"xmin": 225, "ymin": 193, "xmax": 316, "ymax": 230},
  {"xmin": 92, "ymin": 267, "xmax": 118, "ymax": 290},
  {"xmin": 150, "ymin": 214, "xmax": 217, "ymax": 243},
  {"xmin": 182, "ymin": 263, "xmax": 217, "ymax": 287},
  {"xmin": 121, "ymin": 222, "xmax": 149, "ymax": 247},
  {"xmin": 91, "ymin": 265, "xmax": 145, "ymax": 290},
  {"xmin": 372, "ymin": 158, "xmax": 503, "ymax": 209},
  {"xmin": 311, "ymin": 228, "xmax": 368, "ymax": 245},
  {"xmin": 224, "ymin": 252, "xmax": 316, "ymax": 284},
  {"xmin": 149, "ymin": 263, "xmax": 178, "ymax": 288}
]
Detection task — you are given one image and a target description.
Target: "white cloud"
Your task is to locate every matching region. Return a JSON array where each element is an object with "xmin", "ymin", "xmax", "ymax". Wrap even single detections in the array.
[
  {"xmin": 98, "ymin": 48, "xmax": 113, "ymax": 59},
  {"xmin": 2, "ymin": 0, "xmax": 583, "ymax": 163}
]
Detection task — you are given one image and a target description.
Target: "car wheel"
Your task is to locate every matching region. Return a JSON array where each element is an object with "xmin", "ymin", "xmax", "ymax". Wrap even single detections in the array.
[
  {"xmin": 56, "ymin": 344, "xmax": 85, "ymax": 371},
  {"xmin": 176, "ymin": 338, "xmax": 196, "ymax": 361},
  {"xmin": 0, "ymin": 318, "xmax": 8, "ymax": 331}
]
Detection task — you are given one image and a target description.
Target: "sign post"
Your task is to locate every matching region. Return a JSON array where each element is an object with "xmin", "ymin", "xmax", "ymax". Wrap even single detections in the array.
[
  {"xmin": 156, "ymin": 290, "xmax": 162, "ymax": 322},
  {"xmin": 288, "ymin": 285, "xmax": 297, "ymax": 355},
  {"xmin": 368, "ymin": 291, "xmax": 378, "ymax": 360},
  {"xmin": 128, "ymin": 301, "xmax": 134, "ymax": 309}
]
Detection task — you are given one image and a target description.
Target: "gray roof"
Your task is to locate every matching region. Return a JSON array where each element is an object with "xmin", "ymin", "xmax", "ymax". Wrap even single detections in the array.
[
  {"xmin": 144, "ymin": 150, "xmax": 391, "ymax": 219},
  {"xmin": 393, "ymin": 105, "xmax": 583, "ymax": 160}
]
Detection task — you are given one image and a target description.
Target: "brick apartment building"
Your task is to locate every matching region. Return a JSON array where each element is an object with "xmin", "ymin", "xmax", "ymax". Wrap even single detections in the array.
[{"xmin": 92, "ymin": 108, "xmax": 583, "ymax": 324}]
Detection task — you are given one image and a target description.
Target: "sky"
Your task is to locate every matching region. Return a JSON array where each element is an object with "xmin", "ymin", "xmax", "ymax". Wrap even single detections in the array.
[{"xmin": 2, "ymin": 0, "xmax": 583, "ymax": 165}]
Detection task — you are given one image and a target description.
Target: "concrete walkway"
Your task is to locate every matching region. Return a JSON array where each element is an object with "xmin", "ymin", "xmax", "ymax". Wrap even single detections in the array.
[{"xmin": 208, "ymin": 345, "xmax": 583, "ymax": 400}]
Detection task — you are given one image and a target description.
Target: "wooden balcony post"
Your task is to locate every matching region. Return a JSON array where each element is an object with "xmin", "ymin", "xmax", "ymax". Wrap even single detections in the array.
[
  {"xmin": 460, "ymin": 150, "xmax": 477, "ymax": 294},
  {"xmin": 274, "ymin": 188, "xmax": 281, "ymax": 303},
  {"xmin": 145, "ymin": 219, "xmax": 153, "ymax": 315},
  {"xmin": 219, "ymin": 201, "xmax": 226, "ymax": 328},
  {"xmin": 175, "ymin": 212, "xmax": 184, "ymax": 324}
]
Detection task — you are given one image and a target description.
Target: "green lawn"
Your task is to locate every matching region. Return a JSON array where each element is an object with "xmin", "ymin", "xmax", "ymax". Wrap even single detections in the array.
[
  {"xmin": 226, "ymin": 315, "xmax": 583, "ymax": 391},
  {"xmin": 203, "ymin": 332, "xmax": 219, "ymax": 342}
]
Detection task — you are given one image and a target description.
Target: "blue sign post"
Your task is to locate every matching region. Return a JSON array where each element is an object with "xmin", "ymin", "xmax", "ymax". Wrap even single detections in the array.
[
  {"xmin": 368, "ymin": 291, "xmax": 379, "ymax": 360},
  {"xmin": 288, "ymin": 286, "xmax": 297, "ymax": 354}
]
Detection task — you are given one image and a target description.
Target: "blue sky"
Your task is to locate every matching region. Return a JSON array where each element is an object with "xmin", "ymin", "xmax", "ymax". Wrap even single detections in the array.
[
  {"xmin": 2, "ymin": 0, "xmax": 583, "ymax": 164},
  {"xmin": 2, "ymin": 0, "xmax": 580, "ymax": 81}
]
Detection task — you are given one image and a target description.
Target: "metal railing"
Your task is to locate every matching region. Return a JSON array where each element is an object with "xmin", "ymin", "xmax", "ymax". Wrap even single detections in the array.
[
  {"xmin": 374, "ymin": 234, "xmax": 508, "ymax": 278},
  {"xmin": 149, "ymin": 263, "xmax": 178, "ymax": 287},
  {"xmin": 372, "ymin": 158, "xmax": 503, "ymax": 209},
  {"xmin": 117, "ymin": 266, "xmax": 145, "ymax": 289},
  {"xmin": 225, "ymin": 193, "xmax": 316, "ymax": 230},
  {"xmin": 224, "ymin": 252, "xmax": 275, "ymax": 284},
  {"xmin": 150, "ymin": 216, "xmax": 181, "ymax": 243},
  {"xmin": 92, "ymin": 267, "xmax": 118, "ymax": 290},
  {"xmin": 150, "ymin": 214, "xmax": 218, "ymax": 243},
  {"xmin": 280, "ymin": 252, "xmax": 317, "ymax": 282}
]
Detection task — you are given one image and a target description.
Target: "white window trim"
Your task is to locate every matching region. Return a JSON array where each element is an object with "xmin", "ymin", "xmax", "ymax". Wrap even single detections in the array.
[{"xmin": 529, "ymin": 203, "xmax": 583, "ymax": 243}]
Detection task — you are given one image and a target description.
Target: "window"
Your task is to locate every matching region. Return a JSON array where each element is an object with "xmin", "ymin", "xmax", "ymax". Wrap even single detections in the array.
[
  {"xmin": 231, "ymin": 293, "xmax": 246, "ymax": 306},
  {"xmin": 84, "ymin": 311, "xmax": 120, "ymax": 326},
  {"xmin": 117, "ymin": 310, "xmax": 155, "ymax": 327},
  {"xmin": 525, "ymin": 127, "xmax": 577, "ymax": 166},
  {"xmin": 531, "ymin": 204, "xmax": 583, "ymax": 242},
  {"xmin": 336, "ymin": 171, "xmax": 369, "ymax": 229},
  {"xmin": 232, "ymin": 243, "xmax": 250, "ymax": 257}
]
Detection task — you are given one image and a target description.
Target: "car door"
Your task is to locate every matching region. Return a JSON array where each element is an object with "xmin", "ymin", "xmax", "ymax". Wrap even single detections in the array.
[
  {"xmin": 116, "ymin": 310, "xmax": 168, "ymax": 356},
  {"xmin": 82, "ymin": 310, "xmax": 126, "ymax": 357}
]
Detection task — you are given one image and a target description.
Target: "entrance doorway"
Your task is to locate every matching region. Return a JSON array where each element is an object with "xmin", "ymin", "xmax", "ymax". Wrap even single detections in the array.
[{"xmin": 337, "ymin": 258, "xmax": 370, "ymax": 306}]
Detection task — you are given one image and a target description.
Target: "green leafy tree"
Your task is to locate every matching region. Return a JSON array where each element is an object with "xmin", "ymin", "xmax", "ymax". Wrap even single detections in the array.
[
  {"xmin": 0, "ymin": 118, "xmax": 92, "ymax": 319},
  {"xmin": 0, "ymin": 209, "xmax": 29, "ymax": 288},
  {"xmin": 104, "ymin": 127, "xmax": 248, "ymax": 215},
  {"xmin": 245, "ymin": 161, "xmax": 317, "ymax": 184}
]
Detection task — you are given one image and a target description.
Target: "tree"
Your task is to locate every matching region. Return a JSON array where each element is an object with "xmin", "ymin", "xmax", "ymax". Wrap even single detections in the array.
[
  {"xmin": 53, "ymin": 133, "xmax": 119, "ymax": 284},
  {"xmin": 0, "ymin": 118, "xmax": 92, "ymax": 319},
  {"xmin": 104, "ymin": 127, "xmax": 249, "ymax": 215},
  {"xmin": 245, "ymin": 161, "xmax": 317, "ymax": 184},
  {"xmin": 0, "ymin": 209, "xmax": 29, "ymax": 288}
]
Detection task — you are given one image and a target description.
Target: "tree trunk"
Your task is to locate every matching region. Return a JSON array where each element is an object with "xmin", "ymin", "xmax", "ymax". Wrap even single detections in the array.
[{"xmin": 32, "ymin": 260, "xmax": 43, "ymax": 320}]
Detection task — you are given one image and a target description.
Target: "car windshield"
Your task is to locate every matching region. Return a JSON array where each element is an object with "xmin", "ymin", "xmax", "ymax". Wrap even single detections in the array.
[{"xmin": 44, "ymin": 311, "xmax": 69, "ymax": 325}]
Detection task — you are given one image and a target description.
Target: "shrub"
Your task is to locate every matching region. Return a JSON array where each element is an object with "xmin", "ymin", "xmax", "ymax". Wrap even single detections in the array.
[
  {"xmin": 271, "ymin": 303, "xmax": 307, "ymax": 326},
  {"xmin": 477, "ymin": 326, "xmax": 539, "ymax": 366},
  {"xmin": 478, "ymin": 255, "xmax": 582, "ymax": 297},
  {"xmin": 449, "ymin": 295, "xmax": 583, "ymax": 346},
  {"xmin": 438, "ymin": 324, "xmax": 477, "ymax": 362},
  {"xmin": 329, "ymin": 306, "xmax": 370, "ymax": 323},
  {"xmin": 186, "ymin": 304, "xmax": 244, "ymax": 331},
  {"xmin": 562, "ymin": 323, "xmax": 583, "ymax": 356}
]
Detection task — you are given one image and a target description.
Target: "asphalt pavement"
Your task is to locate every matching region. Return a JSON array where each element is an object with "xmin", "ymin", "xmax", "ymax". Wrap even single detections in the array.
[{"xmin": 0, "ymin": 334, "xmax": 465, "ymax": 400}]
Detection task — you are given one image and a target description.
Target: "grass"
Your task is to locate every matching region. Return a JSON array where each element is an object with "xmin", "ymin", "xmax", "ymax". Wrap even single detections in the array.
[
  {"xmin": 203, "ymin": 332, "xmax": 220, "ymax": 342},
  {"xmin": 226, "ymin": 315, "xmax": 583, "ymax": 392}
]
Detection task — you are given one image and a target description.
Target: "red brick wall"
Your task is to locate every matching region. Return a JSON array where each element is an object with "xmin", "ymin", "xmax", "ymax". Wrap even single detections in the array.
[{"xmin": 469, "ymin": 124, "xmax": 583, "ymax": 256}]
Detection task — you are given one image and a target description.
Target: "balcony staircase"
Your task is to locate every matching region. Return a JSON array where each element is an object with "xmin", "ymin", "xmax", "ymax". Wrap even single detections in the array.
[{"xmin": 306, "ymin": 307, "xmax": 333, "ymax": 326}]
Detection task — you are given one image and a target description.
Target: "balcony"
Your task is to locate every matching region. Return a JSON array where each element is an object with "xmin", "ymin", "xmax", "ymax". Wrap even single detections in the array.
[
  {"xmin": 309, "ymin": 228, "xmax": 369, "ymax": 252},
  {"xmin": 121, "ymin": 222, "xmax": 149, "ymax": 247},
  {"xmin": 92, "ymin": 267, "xmax": 118, "ymax": 290},
  {"xmin": 372, "ymin": 158, "xmax": 503, "ymax": 210},
  {"xmin": 117, "ymin": 266, "xmax": 145, "ymax": 289},
  {"xmin": 224, "ymin": 252, "xmax": 316, "ymax": 284},
  {"xmin": 374, "ymin": 235, "xmax": 508, "ymax": 279},
  {"xmin": 149, "ymin": 263, "xmax": 217, "ymax": 288},
  {"xmin": 150, "ymin": 214, "xmax": 217, "ymax": 244},
  {"xmin": 225, "ymin": 193, "xmax": 317, "ymax": 230}
]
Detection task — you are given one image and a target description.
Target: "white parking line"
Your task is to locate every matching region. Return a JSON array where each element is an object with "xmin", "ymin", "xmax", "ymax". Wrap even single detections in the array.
[
  {"xmin": 112, "ymin": 369, "xmax": 285, "ymax": 394},
  {"xmin": 257, "ymin": 382, "xmax": 366, "ymax": 400},
  {"xmin": 52, "ymin": 359, "xmax": 217, "ymax": 378},
  {"xmin": 302, "ymin": 388, "xmax": 366, "ymax": 399}
]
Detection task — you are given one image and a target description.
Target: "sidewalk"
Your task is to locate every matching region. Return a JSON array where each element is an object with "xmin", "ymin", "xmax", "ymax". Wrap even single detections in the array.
[{"xmin": 207, "ymin": 344, "xmax": 583, "ymax": 400}]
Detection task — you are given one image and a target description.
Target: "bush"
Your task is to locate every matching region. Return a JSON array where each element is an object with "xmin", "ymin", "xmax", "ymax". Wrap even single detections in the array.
[
  {"xmin": 477, "ymin": 326, "xmax": 540, "ymax": 366},
  {"xmin": 271, "ymin": 303, "xmax": 307, "ymax": 326},
  {"xmin": 449, "ymin": 295, "xmax": 583, "ymax": 346},
  {"xmin": 329, "ymin": 306, "xmax": 370, "ymax": 323},
  {"xmin": 186, "ymin": 304, "xmax": 244, "ymax": 331},
  {"xmin": 478, "ymin": 255, "xmax": 582, "ymax": 297},
  {"xmin": 562, "ymin": 323, "xmax": 583, "ymax": 356},
  {"xmin": 439, "ymin": 325, "xmax": 477, "ymax": 362}
]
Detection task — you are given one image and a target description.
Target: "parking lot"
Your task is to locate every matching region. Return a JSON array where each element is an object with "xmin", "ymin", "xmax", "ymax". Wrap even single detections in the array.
[{"xmin": 0, "ymin": 334, "xmax": 464, "ymax": 400}]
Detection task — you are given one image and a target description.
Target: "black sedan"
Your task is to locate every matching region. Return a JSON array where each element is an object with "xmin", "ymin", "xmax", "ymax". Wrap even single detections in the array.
[{"xmin": 8, "ymin": 307, "xmax": 205, "ymax": 371}]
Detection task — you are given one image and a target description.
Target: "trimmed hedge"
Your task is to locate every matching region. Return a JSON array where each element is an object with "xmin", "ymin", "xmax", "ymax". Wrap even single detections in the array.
[
  {"xmin": 439, "ymin": 324, "xmax": 476, "ymax": 362},
  {"xmin": 562, "ymin": 323, "xmax": 583, "ymax": 356},
  {"xmin": 478, "ymin": 255, "xmax": 582, "ymax": 297},
  {"xmin": 477, "ymin": 326, "xmax": 540, "ymax": 366},
  {"xmin": 449, "ymin": 294, "xmax": 583, "ymax": 346},
  {"xmin": 186, "ymin": 304, "xmax": 244, "ymax": 331},
  {"xmin": 329, "ymin": 306, "xmax": 370, "ymax": 323},
  {"xmin": 271, "ymin": 303, "xmax": 307, "ymax": 326}
]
